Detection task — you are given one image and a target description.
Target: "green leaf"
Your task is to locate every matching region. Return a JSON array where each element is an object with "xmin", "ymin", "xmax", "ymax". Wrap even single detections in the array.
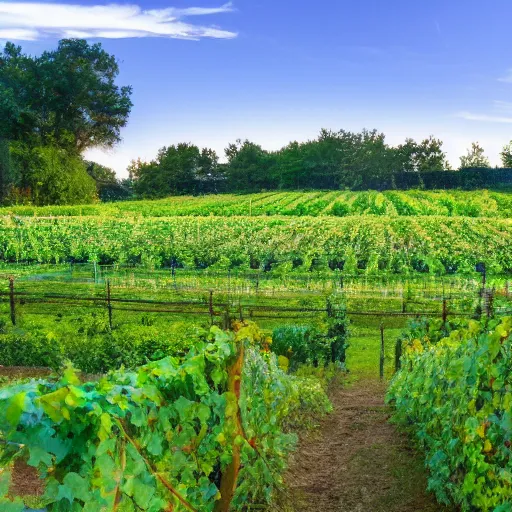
[
  {"xmin": 0, "ymin": 497, "xmax": 25, "ymax": 512},
  {"xmin": 6, "ymin": 392, "xmax": 27, "ymax": 426},
  {"xmin": 128, "ymin": 478, "xmax": 155, "ymax": 510},
  {"xmin": 147, "ymin": 432, "xmax": 163, "ymax": 457},
  {"xmin": 0, "ymin": 470, "xmax": 12, "ymax": 497},
  {"xmin": 28, "ymin": 446, "xmax": 53, "ymax": 468},
  {"xmin": 62, "ymin": 472, "xmax": 91, "ymax": 502}
]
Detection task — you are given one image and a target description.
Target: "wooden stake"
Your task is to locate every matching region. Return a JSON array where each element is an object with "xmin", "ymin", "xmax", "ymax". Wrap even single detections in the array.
[
  {"xmin": 107, "ymin": 279, "xmax": 113, "ymax": 330},
  {"xmin": 8, "ymin": 277, "xmax": 15, "ymax": 326},
  {"xmin": 380, "ymin": 323, "xmax": 385, "ymax": 380}
]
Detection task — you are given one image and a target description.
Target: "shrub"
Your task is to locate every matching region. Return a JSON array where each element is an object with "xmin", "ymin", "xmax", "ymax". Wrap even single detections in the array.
[
  {"xmin": 0, "ymin": 323, "xmax": 332, "ymax": 511},
  {"xmin": 330, "ymin": 201, "xmax": 350, "ymax": 216},
  {"xmin": 8, "ymin": 143, "xmax": 97, "ymax": 205},
  {"xmin": 0, "ymin": 329, "xmax": 63, "ymax": 369},
  {"xmin": 388, "ymin": 317, "xmax": 512, "ymax": 511},
  {"xmin": 272, "ymin": 326, "xmax": 329, "ymax": 370}
]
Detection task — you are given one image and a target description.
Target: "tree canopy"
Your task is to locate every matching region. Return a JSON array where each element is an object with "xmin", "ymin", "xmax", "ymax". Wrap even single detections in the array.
[
  {"xmin": 0, "ymin": 39, "xmax": 132, "ymax": 204},
  {"xmin": 0, "ymin": 40, "xmax": 132, "ymax": 153},
  {"xmin": 129, "ymin": 129, "xmax": 454, "ymax": 196}
]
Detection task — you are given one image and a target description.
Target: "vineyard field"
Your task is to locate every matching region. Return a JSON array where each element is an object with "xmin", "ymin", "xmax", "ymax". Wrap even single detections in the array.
[
  {"xmin": 2, "ymin": 189, "xmax": 512, "ymax": 218},
  {"xmin": 0, "ymin": 215, "xmax": 510, "ymax": 274}
]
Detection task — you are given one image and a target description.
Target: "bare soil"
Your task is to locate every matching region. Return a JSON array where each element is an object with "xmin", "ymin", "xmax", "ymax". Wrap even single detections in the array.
[{"xmin": 277, "ymin": 379, "xmax": 455, "ymax": 512}]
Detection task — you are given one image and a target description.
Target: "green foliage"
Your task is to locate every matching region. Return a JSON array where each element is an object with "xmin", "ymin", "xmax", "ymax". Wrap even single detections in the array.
[
  {"xmin": 0, "ymin": 39, "xmax": 131, "ymax": 204},
  {"xmin": 131, "ymin": 143, "xmax": 221, "ymax": 197},
  {"xmin": 388, "ymin": 318, "xmax": 512, "ymax": 511},
  {"xmin": 2, "ymin": 189, "xmax": 512, "ymax": 218},
  {"xmin": 0, "ymin": 324, "xmax": 331, "ymax": 511},
  {"xmin": 0, "ymin": 39, "xmax": 132, "ymax": 153},
  {"xmin": 330, "ymin": 201, "xmax": 350, "ymax": 216},
  {"xmin": 0, "ymin": 314, "xmax": 205, "ymax": 374},
  {"xmin": 8, "ymin": 144, "xmax": 97, "ymax": 205},
  {"xmin": 271, "ymin": 326, "xmax": 331, "ymax": 370},
  {"xmin": 501, "ymin": 141, "xmax": 512, "ymax": 168},
  {"xmin": 459, "ymin": 142, "xmax": 491, "ymax": 170},
  {"xmin": 127, "ymin": 128, "xmax": 456, "ymax": 195},
  {"xmin": 0, "ymin": 328, "xmax": 63, "ymax": 369},
  {"xmin": 0, "ymin": 213, "xmax": 509, "ymax": 274},
  {"xmin": 326, "ymin": 295, "xmax": 349, "ymax": 364}
]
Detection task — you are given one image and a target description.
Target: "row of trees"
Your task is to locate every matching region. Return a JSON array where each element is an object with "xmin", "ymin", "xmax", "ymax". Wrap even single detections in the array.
[
  {"xmin": 0, "ymin": 39, "xmax": 132, "ymax": 204},
  {"xmin": 129, "ymin": 132, "xmax": 510, "ymax": 197},
  {"xmin": 2, "ymin": 38, "xmax": 512, "ymax": 203}
]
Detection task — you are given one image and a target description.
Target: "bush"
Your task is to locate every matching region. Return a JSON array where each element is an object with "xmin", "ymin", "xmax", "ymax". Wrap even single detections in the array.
[
  {"xmin": 330, "ymin": 201, "xmax": 350, "ymax": 216},
  {"xmin": 272, "ymin": 326, "xmax": 330, "ymax": 370},
  {"xmin": 0, "ymin": 323, "xmax": 332, "ymax": 511},
  {"xmin": 272, "ymin": 296, "xmax": 349, "ymax": 370},
  {"xmin": 8, "ymin": 143, "xmax": 97, "ymax": 205},
  {"xmin": 0, "ymin": 314, "xmax": 206, "ymax": 374},
  {"xmin": 0, "ymin": 329, "xmax": 63, "ymax": 369},
  {"xmin": 388, "ymin": 317, "xmax": 512, "ymax": 511}
]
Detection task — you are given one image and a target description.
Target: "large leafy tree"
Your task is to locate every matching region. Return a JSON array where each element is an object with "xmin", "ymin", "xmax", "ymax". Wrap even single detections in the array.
[
  {"xmin": 131, "ymin": 143, "xmax": 220, "ymax": 197},
  {"xmin": 395, "ymin": 136, "xmax": 450, "ymax": 172},
  {"xmin": 0, "ymin": 39, "xmax": 131, "ymax": 203},
  {"xmin": 225, "ymin": 139, "xmax": 275, "ymax": 191},
  {"xmin": 0, "ymin": 39, "xmax": 133, "ymax": 153}
]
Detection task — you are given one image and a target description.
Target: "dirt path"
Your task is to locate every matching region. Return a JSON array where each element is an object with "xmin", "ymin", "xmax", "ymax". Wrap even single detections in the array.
[{"xmin": 278, "ymin": 379, "xmax": 453, "ymax": 512}]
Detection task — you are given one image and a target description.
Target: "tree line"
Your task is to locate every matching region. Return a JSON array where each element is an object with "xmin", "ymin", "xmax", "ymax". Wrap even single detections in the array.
[
  {"xmin": 129, "ymin": 135, "xmax": 512, "ymax": 197},
  {"xmin": 2, "ymin": 38, "xmax": 512, "ymax": 204}
]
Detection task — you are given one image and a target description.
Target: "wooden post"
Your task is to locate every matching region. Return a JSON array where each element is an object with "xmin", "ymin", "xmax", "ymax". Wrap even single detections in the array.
[
  {"xmin": 401, "ymin": 298, "xmax": 407, "ymax": 313},
  {"xmin": 8, "ymin": 277, "xmax": 15, "ymax": 326},
  {"xmin": 227, "ymin": 269, "xmax": 231, "ymax": 307},
  {"xmin": 222, "ymin": 309, "xmax": 230, "ymax": 330},
  {"xmin": 93, "ymin": 261, "xmax": 98, "ymax": 284},
  {"xmin": 486, "ymin": 288, "xmax": 495, "ymax": 320},
  {"xmin": 442, "ymin": 298, "xmax": 448, "ymax": 325},
  {"xmin": 394, "ymin": 338, "xmax": 402, "ymax": 373},
  {"xmin": 107, "ymin": 279, "xmax": 113, "ymax": 330},
  {"xmin": 380, "ymin": 323, "xmax": 385, "ymax": 380},
  {"xmin": 209, "ymin": 290, "xmax": 214, "ymax": 325}
]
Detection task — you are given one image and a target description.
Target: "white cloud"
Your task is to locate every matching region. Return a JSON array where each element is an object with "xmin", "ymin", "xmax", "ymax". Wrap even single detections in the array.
[
  {"xmin": 456, "ymin": 111, "xmax": 512, "ymax": 124},
  {"xmin": 0, "ymin": 2, "xmax": 237, "ymax": 41}
]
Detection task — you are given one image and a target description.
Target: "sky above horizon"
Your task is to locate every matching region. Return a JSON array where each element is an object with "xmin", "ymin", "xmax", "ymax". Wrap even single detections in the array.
[{"xmin": 1, "ymin": 0, "xmax": 512, "ymax": 177}]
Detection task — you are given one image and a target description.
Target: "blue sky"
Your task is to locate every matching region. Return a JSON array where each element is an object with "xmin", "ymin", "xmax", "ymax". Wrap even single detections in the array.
[{"xmin": 2, "ymin": 0, "xmax": 512, "ymax": 176}]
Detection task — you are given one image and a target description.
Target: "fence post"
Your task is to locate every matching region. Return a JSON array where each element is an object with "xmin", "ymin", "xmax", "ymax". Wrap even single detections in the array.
[
  {"xmin": 401, "ymin": 298, "xmax": 407, "ymax": 313},
  {"xmin": 394, "ymin": 338, "xmax": 402, "ymax": 373},
  {"xmin": 238, "ymin": 297, "xmax": 244, "ymax": 321},
  {"xmin": 227, "ymin": 270, "xmax": 231, "ymax": 307},
  {"xmin": 209, "ymin": 290, "xmax": 214, "ymax": 325},
  {"xmin": 93, "ymin": 261, "xmax": 98, "ymax": 284},
  {"xmin": 106, "ymin": 279, "xmax": 113, "ymax": 330},
  {"xmin": 442, "ymin": 298, "xmax": 448, "ymax": 325},
  {"xmin": 222, "ymin": 308, "xmax": 231, "ymax": 330},
  {"xmin": 380, "ymin": 323, "xmax": 385, "ymax": 380},
  {"xmin": 8, "ymin": 277, "xmax": 15, "ymax": 326},
  {"xmin": 485, "ymin": 288, "xmax": 495, "ymax": 321}
]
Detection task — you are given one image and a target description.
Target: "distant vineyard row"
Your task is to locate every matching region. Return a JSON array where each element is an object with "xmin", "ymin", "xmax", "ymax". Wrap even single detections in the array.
[
  {"xmin": 0, "ymin": 215, "xmax": 510, "ymax": 274},
  {"xmin": 2, "ymin": 189, "xmax": 512, "ymax": 218}
]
